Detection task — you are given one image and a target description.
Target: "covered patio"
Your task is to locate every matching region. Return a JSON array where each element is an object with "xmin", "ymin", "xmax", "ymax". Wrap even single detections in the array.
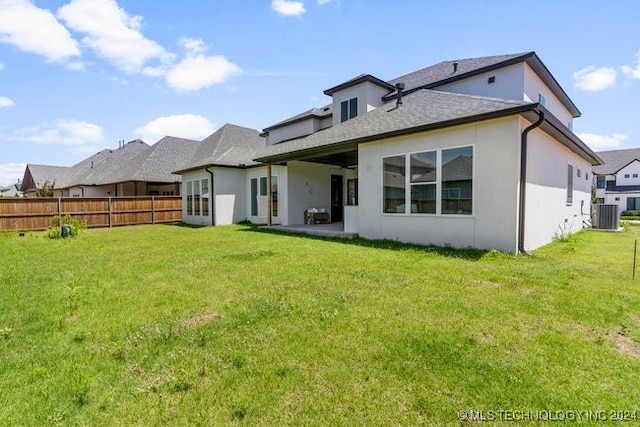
[{"xmin": 259, "ymin": 222, "xmax": 358, "ymax": 239}]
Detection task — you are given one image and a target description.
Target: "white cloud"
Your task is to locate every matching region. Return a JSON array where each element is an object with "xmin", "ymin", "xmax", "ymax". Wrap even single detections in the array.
[
  {"xmin": 0, "ymin": 0, "xmax": 80, "ymax": 64},
  {"xmin": 0, "ymin": 62, "xmax": 4, "ymax": 70},
  {"xmin": 578, "ymin": 132, "xmax": 628, "ymax": 150},
  {"xmin": 272, "ymin": 0, "xmax": 306, "ymax": 16},
  {"xmin": 621, "ymin": 49, "xmax": 640, "ymax": 79},
  {"xmin": 18, "ymin": 119, "xmax": 105, "ymax": 150},
  {"xmin": 164, "ymin": 38, "xmax": 241, "ymax": 92},
  {"xmin": 318, "ymin": 0, "xmax": 332, "ymax": 4},
  {"xmin": 0, "ymin": 96, "xmax": 14, "ymax": 108},
  {"xmin": 0, "ymin": 162, "xmax": 26, "ymax": 187},
  {"xmin": 134, "ymin": 114, "xmax": 214, "ymax": 142},
  {"xmin": 58, "ymin": 0, "xmax": 172, "ymax": 73},
  {"xmin": 573, "ymin": 66, "xmax": 616, "ymax": 91}
]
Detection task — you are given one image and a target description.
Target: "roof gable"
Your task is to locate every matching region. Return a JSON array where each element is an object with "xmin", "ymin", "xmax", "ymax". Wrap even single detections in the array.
[
  {"xmin": 594, "ymin": 148, "xmax": 640, "ymax": 175},
  {"xmin": 323, "ymin": 74, "xmax": 396, "ymax": 96}
]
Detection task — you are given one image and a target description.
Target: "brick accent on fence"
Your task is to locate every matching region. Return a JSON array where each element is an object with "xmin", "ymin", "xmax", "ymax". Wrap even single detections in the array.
[{"xmin": 0, "ymin": 197, "xmax": 182, "ymax": 231}]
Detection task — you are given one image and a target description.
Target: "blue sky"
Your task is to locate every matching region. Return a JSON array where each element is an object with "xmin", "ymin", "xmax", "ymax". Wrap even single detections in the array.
[{"xmin": 1, "ymin": 0, "xmax": 639, "ymax": 185}]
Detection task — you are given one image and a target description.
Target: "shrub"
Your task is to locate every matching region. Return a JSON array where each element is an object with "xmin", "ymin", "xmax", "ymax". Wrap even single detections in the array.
[{"xmin": 45, "ymin": 214, "xmax": 87, "ymax": 239}]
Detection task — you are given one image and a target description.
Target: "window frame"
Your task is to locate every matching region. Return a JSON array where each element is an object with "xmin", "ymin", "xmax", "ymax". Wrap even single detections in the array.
[
  {"xmin": 340, "ymin": 97, "xmax": 358, "ymax": 122},
  {"xmin": 382, "ymin": 145, "xmax": 474, "ymax": 217},
  {"xmin": 250, "ymin": 175, "xmax": 278, "ymax": 218}
]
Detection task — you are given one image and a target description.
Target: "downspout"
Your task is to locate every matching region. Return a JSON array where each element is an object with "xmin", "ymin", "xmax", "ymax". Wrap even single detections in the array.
[
  {"xmin": 518, "ymin": 110, "xmax": 545, "ymax": 255},
  {"xmin": 205, "ymin": 166, "xmax": 215, "ymax": 226}
]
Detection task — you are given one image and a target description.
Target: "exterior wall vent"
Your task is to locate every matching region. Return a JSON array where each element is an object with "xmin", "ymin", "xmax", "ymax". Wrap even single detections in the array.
[{"xmin": 592, "ymin": 204, "xmax": 620, "ymax": 230}]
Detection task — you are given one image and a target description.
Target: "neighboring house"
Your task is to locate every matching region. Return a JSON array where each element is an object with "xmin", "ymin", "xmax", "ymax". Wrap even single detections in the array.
[
  {"xmin": 20, "ymin": 137, "xmax": 199, "ymax": 197},
  {"xmin": 175, "ymin": 124, "xmax": 281, "ymax": 226},
  {"xmin": 250, "ymin": 51, "xmax": 601, "ymax": 253},
  {"xmin": 593, "ymin": 148, "xmax": 640, "ymax": 214},
  {"xmin": 0, "ymin": 182, "xmax": 22, "ymax": 197}
]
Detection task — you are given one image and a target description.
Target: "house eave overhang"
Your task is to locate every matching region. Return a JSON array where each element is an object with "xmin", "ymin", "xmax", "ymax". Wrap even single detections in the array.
[
  {"xmin": 531, "ymin": 105, "xmax": 602, "ymax": 165},
  {"xmin": 255, "ymin": 104, "xmax": 538, "ymax": 164},
  {"xmin": 174, "ymin": 162, "xmax": 256, "ymax": 175}
]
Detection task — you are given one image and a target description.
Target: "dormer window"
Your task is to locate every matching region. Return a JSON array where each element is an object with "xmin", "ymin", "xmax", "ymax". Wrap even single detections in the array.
[{"xmin": 341, "ymin": 98, "xmax": 358, "ymax": 122}]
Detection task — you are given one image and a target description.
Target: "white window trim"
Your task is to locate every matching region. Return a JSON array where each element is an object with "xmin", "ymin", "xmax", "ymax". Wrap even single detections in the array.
[
  {"xmin": 248, "ymin": 174, "xmax": 279, "ymax": 219},
  {"xmin": 381, "ymin": 144, "xmax": 475, "ymax": 217}
]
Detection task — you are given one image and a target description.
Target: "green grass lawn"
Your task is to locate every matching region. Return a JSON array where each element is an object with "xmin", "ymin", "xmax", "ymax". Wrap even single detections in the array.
[{"xmin": 1, "ymin": 224, "xmax": 640, "ymax": 425}]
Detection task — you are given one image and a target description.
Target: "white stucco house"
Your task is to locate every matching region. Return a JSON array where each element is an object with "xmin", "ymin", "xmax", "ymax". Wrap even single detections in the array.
[
  {"xmin": 593, "ymin": 148, "xmax": 640, "ymax": 214},
  {"xmin": 174, "ymin": 124, "xmax": 286, "ymax": 226},
  {"xmin": 177, "ymin": 51, "xmax": 602, "ymax": 253}
]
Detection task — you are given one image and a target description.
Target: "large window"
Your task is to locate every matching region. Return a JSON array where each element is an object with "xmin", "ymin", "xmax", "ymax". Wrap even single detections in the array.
[
  {"xmin": 596, "ymin": 175, "xmax": 605, "ymax": 189},
  {"xmin": 567, "ymin": 164, "xmax": 574, "ymax": 206},
  {"xmin": 383, "ymin": 146, "xmax": 473, "ymax": 216},
  {"xmin": 442, "ymin": 147, "xmax": 473, "ymax": 215},
  {"xmin": 186, "ymin": 178, "xmax": 209, "ymax": 216},
  {"xmin": 187, "ymin": 181, "xmax": 193, "ymax": 216},
  {"xmin": 340, "ymin": 97, "xmax": 358, "ymax": 122},
  {"xmin": 250, "ymin": 176, "xmax": 278, "ymax": 217},
  {"xmin": 383, "ymin": 155, "xmax": 406, "ymax": 213},
  {"xmin": 410, "ymin": 151, "xmax": 436, "ymax": 214},
  {"xmin": 628, "ymin": 198, "xmax": 640, "ymax": 211}
]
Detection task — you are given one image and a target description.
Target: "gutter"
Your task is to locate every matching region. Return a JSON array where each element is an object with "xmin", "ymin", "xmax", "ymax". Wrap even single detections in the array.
[
  {"xmin": 205, "ymin": 166, "xmax": 215, "ymax": 226},
  {"xmin": 518, "ymin": 110, "xmax": 545, "ymax": 255}
]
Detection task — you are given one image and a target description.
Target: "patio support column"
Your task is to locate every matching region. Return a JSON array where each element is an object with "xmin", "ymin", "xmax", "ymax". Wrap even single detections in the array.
[{"xmin": 267, "ymin": 163, "xmax": 272, "ymax": 226}]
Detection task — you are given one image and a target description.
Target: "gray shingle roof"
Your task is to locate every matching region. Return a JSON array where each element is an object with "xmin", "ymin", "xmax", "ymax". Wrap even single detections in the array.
[
  {"xmin": 176, "ymin": 124, "xmax": 266, "ymax": 173},
  {"xmin": 22, "ymin": 164, "xmax": 77, "ymax": 190},
  {"xmin": 255, "ymin": 89, "xmax": 534, "ymax": 163},
  {"xmin": 263, "ymin": 104, "xmax": 333, "ymax": 131},
  {"xmin": 388, "ymin": 53, "xmax": 529, "ymax": 95},
  {"xmin": 21, "ymin": 137, "xmax": 203, "ymax": 190},
  {"xmin": 123, "ymin": 136, "xmax": 200, "ymax": 183},
  {"xmin": 70, "ymin": 140, "xmax": 151, "ymax": 185},
  {"xmin": 593, "ymin": 148, "xmax": 640, "ymax": 175},
  {"xmin": 386, "ymin": 51, "xmax": 580, "ymax": 118},
  {"xmin": 0, "ymin": 182, "xmax": 22, "ymax": 197}
]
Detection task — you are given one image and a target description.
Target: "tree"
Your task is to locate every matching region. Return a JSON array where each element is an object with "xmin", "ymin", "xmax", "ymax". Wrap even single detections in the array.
[{"xmin": 36, "ymin": 180, "xmax": 56, "ymax": 197}]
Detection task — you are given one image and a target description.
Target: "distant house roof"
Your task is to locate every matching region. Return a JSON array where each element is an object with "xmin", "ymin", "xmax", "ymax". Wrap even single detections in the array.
[
  {"xmin": 20, "ymin": 137, "xmax": 202, "ymax": 191},
  {"xmin": 100, "ymin": 136, "xmax": 200, "ymax": 185},
  {"xmin": 175, "ymin": 124, "xmax": 266, "ymax": 173},
  {"xmin": 20, "ymin": 164, "xmax": 76, "ymax": 192},
  {"xmin": 0, "ymin": 182, "xmax": 22, "ymax": 197},
  {"xmin": 593, "ymin": 149, "xmax": 640, "ymax": 175}
]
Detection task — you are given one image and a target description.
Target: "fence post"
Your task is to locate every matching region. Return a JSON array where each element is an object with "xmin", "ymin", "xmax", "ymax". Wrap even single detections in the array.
[
  {"xmin": 152, "ymin": 196, "xmax": 155, "ymax": 225},
  {"xmin": 108, "ymin": 197, "xmax": 112, "ymax": 228},
  {"xmin": 57, "ymin": 197, "xmax": 62, "ymax": 232}
]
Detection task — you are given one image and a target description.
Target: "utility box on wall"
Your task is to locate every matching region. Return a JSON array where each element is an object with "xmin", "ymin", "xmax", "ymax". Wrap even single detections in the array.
[{"xmin": 592, "ymin": 204, "xmax": 619, "ymax": 230}]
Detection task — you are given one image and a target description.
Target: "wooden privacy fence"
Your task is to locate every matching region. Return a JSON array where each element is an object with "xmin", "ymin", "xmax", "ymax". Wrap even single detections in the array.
[{"xmin": 0, "ymin": 196, "xmax": 182, "ymax": 231}]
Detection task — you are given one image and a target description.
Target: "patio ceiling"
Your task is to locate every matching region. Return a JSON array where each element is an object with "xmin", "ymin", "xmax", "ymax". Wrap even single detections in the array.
[{"xmin": 300, "ymin": 149, "xmax": 358, "ymax": 168}]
